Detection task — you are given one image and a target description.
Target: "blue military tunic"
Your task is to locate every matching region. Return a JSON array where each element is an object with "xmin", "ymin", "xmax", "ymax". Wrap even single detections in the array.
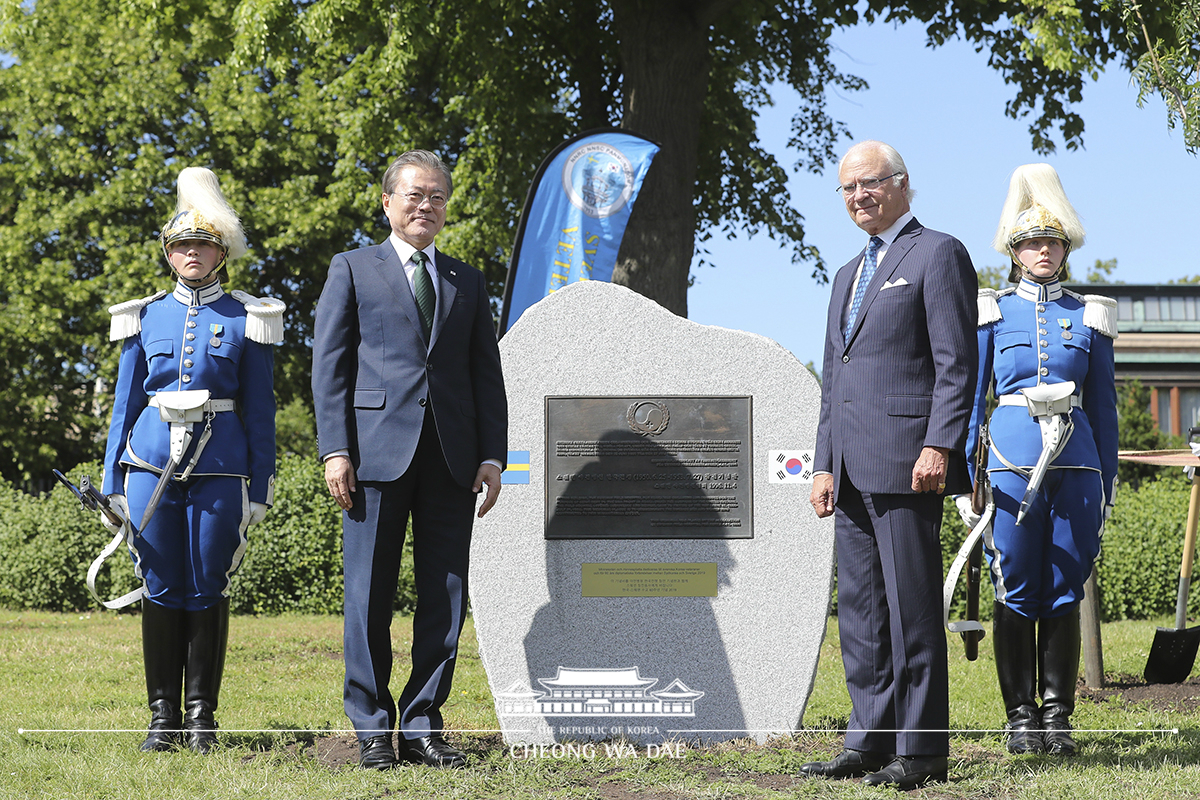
[
  {"xmin": 102, "ymin": 279, "xmax": 283, "ymax": 609},
  {"xmin": 967, "ymin": 277, "xmax": 1118, "ymax": 617}
]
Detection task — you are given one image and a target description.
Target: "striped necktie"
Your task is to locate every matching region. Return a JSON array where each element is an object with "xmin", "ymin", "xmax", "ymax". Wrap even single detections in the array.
[
  {"xmin": 411, "ymin": 249, "xmax": 435, "ymax": 340},
  {"xmin": 845, "ymin": 236, "xmax": 883, "ymax": 337}
]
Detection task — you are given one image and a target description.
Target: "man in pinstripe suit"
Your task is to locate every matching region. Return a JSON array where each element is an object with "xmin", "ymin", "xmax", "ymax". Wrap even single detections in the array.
[{"xmin": 802, "ymin": 141, "xmax": 977, "ymax": 789}]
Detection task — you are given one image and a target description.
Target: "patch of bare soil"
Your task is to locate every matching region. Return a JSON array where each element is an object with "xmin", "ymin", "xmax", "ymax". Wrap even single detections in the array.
[{"xmin": 1077, "ymin": 674, "xmax": 1200, "ymax": 713}]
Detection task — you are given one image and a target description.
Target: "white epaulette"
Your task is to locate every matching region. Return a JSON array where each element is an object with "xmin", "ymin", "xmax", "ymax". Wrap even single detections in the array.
[
  {"xmin": 230, "ymin": 290, "xmax": 286, "ymax": 344},
  {"xmin": 108, "ymin": 291, "xmax": 169, "ymax": 341},
  {"xmin": 1062, "ymin": 289, "xmax": 1118, "ymax": 339},
  {"xmin": 977, "ymin": 287, "xmax": 1009, "ymax": 326}
]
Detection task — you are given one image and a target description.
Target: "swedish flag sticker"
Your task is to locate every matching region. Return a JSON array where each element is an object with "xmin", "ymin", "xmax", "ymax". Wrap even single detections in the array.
[{"xmin": 502, "ymin": 451, "xmax": 530, "ymax": 485}]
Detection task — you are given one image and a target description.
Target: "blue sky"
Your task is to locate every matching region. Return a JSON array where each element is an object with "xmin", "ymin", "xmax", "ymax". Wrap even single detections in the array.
[{"xmin": 686, "ymin": 18, "xmax": 1197, "ymax": 369}]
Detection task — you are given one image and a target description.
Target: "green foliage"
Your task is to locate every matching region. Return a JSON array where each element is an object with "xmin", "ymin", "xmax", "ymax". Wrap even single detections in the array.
[
  {"xmin": 0, "ymin": 461, "xmax": 140, "ymax": 611},
  {"xmin": 1109, "ymin": 0, "xmax": 1200, "ymax": 152},
  {"xmin": 1096, "ymin": 473, "xmax": 1199, "ymax": 621},
  {"xmin": 275, "ymin": 397, "xmax": 317, "ymax": 459},
  {"xmin": 0, "ymin": 0, "xmax": 1184, "ymax": 493},
  {"xmin": 1087, "ymin": 257, "xmax": 1120, "ymax": 283},
  {"xmin": 227, "ymin": 454, "xmax": 345, "ymax": 615},
  {"xmin": 977, "ymin": 264, "xmax": 1011, "ymax": 290},
  {"xmin": 0, "ymin": 0, "xmax": 368, "ymax": 486},
  {"xmin": 1117, "ymin": 378, "xmax": 1181, "ymax": 491},
  {"xmin": 0, "ymin": 454, "xmax": 418, "ymax": 614}
]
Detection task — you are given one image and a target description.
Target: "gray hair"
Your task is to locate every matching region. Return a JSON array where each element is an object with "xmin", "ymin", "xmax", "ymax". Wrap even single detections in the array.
[
  {"xmin": 839, "ymin": 140, "xmax": 916, "ymax": 203},
  {"xmin": 382, "ymin": 150, "xmax": 453, "ymax": 197}
]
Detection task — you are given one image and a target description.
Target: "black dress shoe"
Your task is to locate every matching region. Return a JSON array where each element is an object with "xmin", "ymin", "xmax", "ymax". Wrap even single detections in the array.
[
  {"xmin": 799, "ymin": 748, "xmax": 892, "ymax": 778},
  {"xmin": 862, "ymin": 755, "xmax": 948, "ymax": 789},
  {"xmin": 401, "ymin": 733, "xmax": 467, "ymax": 768},
  {"xmin": 358, "ymin": 735, "xmax": 397, "ymax": 770}
]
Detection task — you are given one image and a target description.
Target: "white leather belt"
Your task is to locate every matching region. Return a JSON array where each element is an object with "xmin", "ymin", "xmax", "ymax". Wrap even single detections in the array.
[
  {"xmin": 149, "ymin": 395, "xmax": 236, "ymax": 413},
  {"xmin": 997, "ymin": 393, "xmax": 1080, "ymax": 410}
]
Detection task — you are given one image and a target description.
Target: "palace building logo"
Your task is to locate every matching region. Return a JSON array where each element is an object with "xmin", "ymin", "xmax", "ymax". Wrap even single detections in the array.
[{"xmin": 496, "ymin": 666, "xmax": 704, "ymax": 717}]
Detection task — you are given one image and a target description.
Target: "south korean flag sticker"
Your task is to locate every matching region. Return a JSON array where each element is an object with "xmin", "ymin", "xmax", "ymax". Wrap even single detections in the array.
[{"xmin": 770, "ymin": 450, "xmax": 815, "ymax": 484}]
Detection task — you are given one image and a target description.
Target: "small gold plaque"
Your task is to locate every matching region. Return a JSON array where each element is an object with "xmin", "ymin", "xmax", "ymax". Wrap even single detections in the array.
[{"xmin": 581, "ymin": 563, "xmax": 717, "ymax": 597}]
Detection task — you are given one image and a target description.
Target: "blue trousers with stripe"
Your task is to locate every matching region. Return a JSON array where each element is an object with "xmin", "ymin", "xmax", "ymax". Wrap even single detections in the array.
[
  {"xmin": 985, "ymin": 469, "xmax": 1103, "ymax": 619},
  {"xmin": 124, "ymin": 469, "xmax": 250, "ymax": 611}
]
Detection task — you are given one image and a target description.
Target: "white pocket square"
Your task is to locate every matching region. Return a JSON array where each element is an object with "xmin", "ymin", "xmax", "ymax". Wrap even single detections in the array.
[{"xmin": 881, "ymin": 278, "xmax": 909, "ymax": 290}]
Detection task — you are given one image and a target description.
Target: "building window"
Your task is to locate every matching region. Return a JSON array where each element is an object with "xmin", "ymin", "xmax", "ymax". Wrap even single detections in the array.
[
  {"xmin": 1117, "ymin": 296, "xmax": 1133, "ymax": 321},
  {"xmin": 1158, "ymin": 389, "xmax": 1172, "ymax": 435},
  {"xmin": 1182, "ymin": 389, "xmax": 1200, "ymax": 436}
]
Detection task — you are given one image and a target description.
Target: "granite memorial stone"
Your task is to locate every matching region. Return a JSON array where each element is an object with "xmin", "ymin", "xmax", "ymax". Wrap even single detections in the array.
[{"xmin": 471, "ymin": 281, "xmax": 833, "ymax": 745}]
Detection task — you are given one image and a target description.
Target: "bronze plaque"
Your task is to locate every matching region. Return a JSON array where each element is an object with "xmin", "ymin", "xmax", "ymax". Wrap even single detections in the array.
[
  {"xmin": 545, "ymin": 396, "xmax": 752, "ymax": 539},
  {"xmin": 581, "ymin": 563, "xmax": 719, "ymax": 597}
]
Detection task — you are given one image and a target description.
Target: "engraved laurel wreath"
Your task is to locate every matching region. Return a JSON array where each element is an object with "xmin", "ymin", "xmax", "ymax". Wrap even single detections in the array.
[{"xmin": 626, "ymin": 401, "xmax": 670, "ymax": 436}]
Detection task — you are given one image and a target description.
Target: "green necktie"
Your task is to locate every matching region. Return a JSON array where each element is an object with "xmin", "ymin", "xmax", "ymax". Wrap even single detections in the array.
[{"xmin": 411, "ymin": 250, "xmax": 435, "ymax": 340}]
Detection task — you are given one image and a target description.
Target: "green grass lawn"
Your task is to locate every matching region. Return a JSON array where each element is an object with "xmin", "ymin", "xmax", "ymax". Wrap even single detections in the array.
[{"xmin": 2, "ymin": 610, "xmax": 1198, "ymax": 799}]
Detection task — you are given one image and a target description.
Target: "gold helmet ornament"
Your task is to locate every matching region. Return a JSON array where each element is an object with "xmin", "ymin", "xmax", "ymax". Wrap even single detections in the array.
[
  {"xmin": 160, "ymin": 167, "xmax": 248, "ymax": 277},
  {"xmin": 1009, "ymin": 203, "xmax": 1070, "ymax": 249},
  {"xmin": 992, "ymin": 163, "xmax": 1085, "ymax": 277}
]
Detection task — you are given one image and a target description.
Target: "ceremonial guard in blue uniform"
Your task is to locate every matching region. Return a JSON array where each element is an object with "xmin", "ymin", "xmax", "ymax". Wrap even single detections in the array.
[
  {"xmin": 960, "ymin": 164, "xmax": 1117, "ymax": 756},
  {"xmin": 100, "ymin": 167, "xmax": 284, "ymax": 753}
]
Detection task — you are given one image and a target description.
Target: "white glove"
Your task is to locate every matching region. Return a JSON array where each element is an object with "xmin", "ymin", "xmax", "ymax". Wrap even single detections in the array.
[
  {"xmin": 101, "ymin": 494, "xmax": 129, "ymax": 535},
  {"xmin": 248, "ymin": 502, "xmax": 269, "ymax": 526},
  {"xmin": 955, "ymin": 494, "xmax": 981, "ymax": 530}
]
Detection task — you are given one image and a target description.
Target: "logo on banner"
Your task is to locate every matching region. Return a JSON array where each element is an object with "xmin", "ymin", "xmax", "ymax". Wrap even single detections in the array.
[
  {"xmin": 770, "ymin": 450, "xmax": 815, "ymax": 484},
  {"xmin": 562, "ymin": 143, "xmax": 636, "ymax": 218}
]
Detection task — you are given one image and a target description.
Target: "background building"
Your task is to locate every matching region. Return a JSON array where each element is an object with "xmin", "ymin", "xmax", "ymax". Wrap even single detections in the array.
[{"xmin": 1068, "ymin": 283, "xmax": 1200, "ymax": 438}]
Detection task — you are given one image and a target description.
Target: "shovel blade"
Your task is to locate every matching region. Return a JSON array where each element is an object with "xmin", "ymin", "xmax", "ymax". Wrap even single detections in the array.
[{"xmin": 1144, "ymin": 625, "xmax": 1200, "ymax": 684}]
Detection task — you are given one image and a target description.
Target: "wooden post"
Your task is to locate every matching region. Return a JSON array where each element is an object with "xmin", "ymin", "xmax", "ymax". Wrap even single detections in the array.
[{"xmin": 1081, "ymin": 571, "xmax": 1104, "ymax": 689}]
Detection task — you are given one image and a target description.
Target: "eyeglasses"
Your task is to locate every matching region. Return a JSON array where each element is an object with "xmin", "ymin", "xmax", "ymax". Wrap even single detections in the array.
[
  {"xmin": 836, "ymin": 172, "xmax": 902, "ymax": 196},
  {"xmin": 394, "ymin": 191, "xmax": 448, "ymax": 209}
]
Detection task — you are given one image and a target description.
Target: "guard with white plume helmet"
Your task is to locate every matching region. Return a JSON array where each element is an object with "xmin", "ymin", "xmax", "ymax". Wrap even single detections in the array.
[
  {"xmin": 159, "ymin": 167, "xmax": 248, "ymax": 282},
  {"xmin": 992, "ymin": 163, "xmax": 1086, "ymax": 283},
  {"xmin": 97, "ymin": 166, "xmax": 284, "ymax": 755},
  {"xmin": 961, "ymin": 163, "xmax": 1117, "ymax": 759}
]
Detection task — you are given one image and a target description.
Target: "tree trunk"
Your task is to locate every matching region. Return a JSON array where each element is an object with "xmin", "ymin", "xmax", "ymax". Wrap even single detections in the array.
[{"xmin": 608, "ymin": 0, "xmax": 737, "ymax": 317}]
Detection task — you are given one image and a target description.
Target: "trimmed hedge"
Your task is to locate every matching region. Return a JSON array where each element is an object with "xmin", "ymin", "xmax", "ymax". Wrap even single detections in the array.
[
  {"xmin": 0, "ymin": 462, "xmax": 140, "ymax": 611},
  {"xmin": 0, "ymin": 454, "xmax": 416, "ymax": 614},
  {"xmin": 853, "ymin": 472, "xmax": 1200, "ymax": 626},
  {"xmin": 1096, "ymin": 472, "xmax": 1198, "ymax": 621},
  {"xmin": 3, "ymin": 459, "xmax": 1199, "ymax": 621}
]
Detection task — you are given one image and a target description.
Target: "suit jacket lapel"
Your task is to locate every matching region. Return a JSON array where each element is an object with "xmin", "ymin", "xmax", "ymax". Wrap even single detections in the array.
[
  {"xmin": 834, "ymin": 253, "xmax": 861, "ymax": 347},
  {"xmin": 429, "ymin": 248, "xmax": 461, "ymax": 351},
  {"xmin": 845, "ymin": 218, "xmax": 922, "ymax": 346},
  {"xmin": 371, "ymin": 242, "xmax": 426, "ymax": 343}
]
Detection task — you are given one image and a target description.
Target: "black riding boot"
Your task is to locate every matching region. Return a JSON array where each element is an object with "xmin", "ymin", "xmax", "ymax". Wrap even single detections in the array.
[
  {"xmin": 140, "ymin": 599, "xmax": 187, "ymax": 752},
  {"xmin": 1039, "ymin": 604, "xmax": 1081, "ymax": 756},
  {"xmin": 183, "ymin": 598, "xmax": 230, "ymax": 754},
  {"xmin": 993, "ymin": 601, "xmax": 1044, "ymax": 754}
]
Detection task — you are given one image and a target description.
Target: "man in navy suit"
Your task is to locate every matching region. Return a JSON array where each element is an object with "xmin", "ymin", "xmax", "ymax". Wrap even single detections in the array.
[
  {"xmin": 802, "ymin": 141, "xmax": 977, "ymax": 789},
  {"xmin": 312, "ymin": 150, "xmax": 507, "ymax": 770}
]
